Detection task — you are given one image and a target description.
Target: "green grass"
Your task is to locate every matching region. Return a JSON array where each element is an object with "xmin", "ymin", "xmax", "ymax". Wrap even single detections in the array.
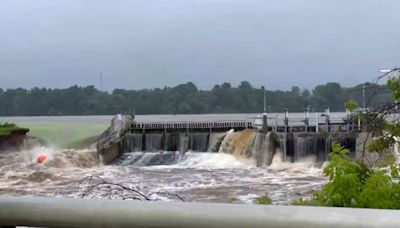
[
  {"xmin": 0, "ymin": 128, "xmax": 13, "ymax": 136},
  {"xmin": 15, "ymin": 121, "xmax": 107, "ymax": 148},
  {"xmin": 0, "ymin": 122, "xmax": 28, "ymax": 136}
]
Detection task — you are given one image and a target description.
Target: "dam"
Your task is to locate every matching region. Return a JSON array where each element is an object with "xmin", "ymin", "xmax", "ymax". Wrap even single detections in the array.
[
  {"xmin": 0, "ymin": 114, "xmax": 368, "ymax": 205},
  {"xmin": 97, "ymin": 110, "xmax": 362, "ymax": 166}
]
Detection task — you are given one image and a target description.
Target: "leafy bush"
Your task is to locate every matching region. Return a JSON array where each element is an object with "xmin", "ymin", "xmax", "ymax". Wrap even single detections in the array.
[
  {"xmin": 256, "ymin": 194, "xmax": 272, "ymax": 205},
  {"xmin": 293, "ymin": 143, "xmax": 400, "ymax": 209}
]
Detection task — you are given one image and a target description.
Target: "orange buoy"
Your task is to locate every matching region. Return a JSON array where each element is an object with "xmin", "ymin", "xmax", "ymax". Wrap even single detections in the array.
[{"xmin": 36, "ymin": 154, "xmax": 47, "ymax": 164}]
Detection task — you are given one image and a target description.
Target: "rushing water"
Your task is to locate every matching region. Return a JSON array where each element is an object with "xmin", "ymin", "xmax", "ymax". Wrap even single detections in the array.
[
  {"xmin": 0, "ymin": 146, "xmax": 326, "ymax": 204},
  {"xmin": 0, "ymin": 115, "xmax": 328, "ymax": 204}
]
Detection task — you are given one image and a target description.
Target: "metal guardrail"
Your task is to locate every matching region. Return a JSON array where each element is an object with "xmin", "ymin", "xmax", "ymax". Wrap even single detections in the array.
[
  {"xmin": 132, "ymin": 121, "xmax": 253, "ymax": 130},
  {"xmin": 0, "ymin": 197, "xmax": 400, "ymax": 228}
]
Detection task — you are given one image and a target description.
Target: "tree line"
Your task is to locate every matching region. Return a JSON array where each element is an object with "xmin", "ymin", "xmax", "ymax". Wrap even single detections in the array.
[{"xmin": 0, "ymin": 81, "xmax": 391, "ymax": 116}]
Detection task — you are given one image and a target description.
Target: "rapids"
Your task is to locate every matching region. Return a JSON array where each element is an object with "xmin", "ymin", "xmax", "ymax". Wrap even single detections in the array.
[{"xmin": 0, "ymin": 145, "xmax": 326, "ymax": 204}]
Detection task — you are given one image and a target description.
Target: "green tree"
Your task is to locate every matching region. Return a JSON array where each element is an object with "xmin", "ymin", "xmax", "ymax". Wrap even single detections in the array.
[
  {"xmin": 0, "ymin": 81, "xmax": 392, "ymax": 116},
  {"xmin": 294, "ymin": 76, "xmax": 400, "ymax": 209},
  {"xmin": 294, "ymin": 143, "xmax": 400, "ymax": 209},
  {"xmin": 311, "ymin": 82, "xmax": 347, "ymax": 111},
  {"xmin": 345, "ymin": 99, "xmax": 359, "ymax": 112}
]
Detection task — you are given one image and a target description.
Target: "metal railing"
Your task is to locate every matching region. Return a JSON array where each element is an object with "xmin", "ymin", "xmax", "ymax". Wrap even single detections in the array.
[
  {"xmin": 131, "ymin": 121, "xmax": 253, "ymax": 130},
  {"xmin": 0, "ymin": 197, "xmax": 400, "ymax": 228}
]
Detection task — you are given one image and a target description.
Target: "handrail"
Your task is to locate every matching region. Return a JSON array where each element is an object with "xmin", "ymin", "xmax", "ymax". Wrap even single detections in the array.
[
  {"xmin": 131, "ymin": 121, "xmax": 253, "ymax": 129},
  {"xmin": 0, "ymin": 197, "xmax": 399, "ymax": 228}
]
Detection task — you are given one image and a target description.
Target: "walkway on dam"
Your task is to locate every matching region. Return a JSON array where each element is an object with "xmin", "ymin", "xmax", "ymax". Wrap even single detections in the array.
[{"xmin": 129, "ymin": 112, "xmax": 355, "ymax": 133}]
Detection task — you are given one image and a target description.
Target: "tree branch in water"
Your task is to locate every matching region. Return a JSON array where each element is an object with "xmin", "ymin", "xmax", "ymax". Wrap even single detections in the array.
[{"xmin": 78, "ymin": 175, "xmax": 185, "ymax": 202}]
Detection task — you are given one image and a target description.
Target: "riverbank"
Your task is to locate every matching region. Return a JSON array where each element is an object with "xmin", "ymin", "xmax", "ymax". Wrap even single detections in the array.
[{"xmin": 0, "ymin": 123, "xmax": 29, "ymax": 151}]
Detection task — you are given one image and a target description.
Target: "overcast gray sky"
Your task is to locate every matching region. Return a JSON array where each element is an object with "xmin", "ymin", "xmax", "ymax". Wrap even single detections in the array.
[{"xmin": 1, "ymin": 0, "xmax": 399, "ymax": 91}]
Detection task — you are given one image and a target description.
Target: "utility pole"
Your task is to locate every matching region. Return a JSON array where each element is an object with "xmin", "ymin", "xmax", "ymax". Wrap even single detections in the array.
[
  {"xmin": 362, "ymin": 83, "xmax": 366, "ymax": 112},
  {"xmin": 264, "ymin": 87, "xmax": 266, "ymax": 113}
]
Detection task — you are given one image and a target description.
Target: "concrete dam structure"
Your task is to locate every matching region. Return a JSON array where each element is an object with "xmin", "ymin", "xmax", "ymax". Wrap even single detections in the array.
[
  {"xmin": 117, "ymin": 131, "xmax": 356, "ymax": 166},
  {"xmin": 97, "ymin": 112, "xmax": 361, "ymax": 166}
]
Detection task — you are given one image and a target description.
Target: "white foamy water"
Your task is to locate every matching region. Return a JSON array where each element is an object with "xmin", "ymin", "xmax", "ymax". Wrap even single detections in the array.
[
  {"xmin": 166, "ymin": 152, "xmax": 250, "ymax": 169},
  {"xmin": 0, "ymin": 146, "xmax": 327, "ymax": 204}
]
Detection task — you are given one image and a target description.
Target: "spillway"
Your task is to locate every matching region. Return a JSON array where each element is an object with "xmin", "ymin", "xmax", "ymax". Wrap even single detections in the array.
[
  {"xmin": 118, "ymin": 130, "xmax": 356, "ymax": 167},
  {"xmin": 97, "ymin": 114, "xmax": 359, "ymax": 165}
]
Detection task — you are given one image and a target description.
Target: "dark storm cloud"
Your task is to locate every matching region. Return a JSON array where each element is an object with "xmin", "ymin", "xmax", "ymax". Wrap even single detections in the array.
[{"xmin": 1, "ymin": 0, "xmax": 399, "ymax": 90}]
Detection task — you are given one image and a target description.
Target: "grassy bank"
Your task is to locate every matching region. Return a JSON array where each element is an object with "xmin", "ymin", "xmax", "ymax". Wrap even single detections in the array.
[
  {"xmin": 0, "ymin": 122, "xmax": 29, "ymax": 136},
  {"xmin": 15, "ymin": 121, "xmax": 107, "ymax": 148}
]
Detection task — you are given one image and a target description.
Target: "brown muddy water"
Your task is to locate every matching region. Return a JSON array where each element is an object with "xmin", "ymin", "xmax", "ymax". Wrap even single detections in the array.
[{"xmin": 0, "ymin": 146, "xmax": 326, "ymax": 204}]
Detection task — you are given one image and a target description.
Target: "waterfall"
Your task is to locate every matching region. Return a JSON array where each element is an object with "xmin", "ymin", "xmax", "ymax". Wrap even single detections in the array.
[
  {"xmin": 122, "ymin": 132, "xmax": 224, "ymax": 153},
  {"xmin": 179, "ymin": 134, "xmax": 189, "ymax": 152},
  {"xmin": 119, "ymin": 130, "xmax": 357, "ymax": 166},
  {"xmin": 278, "ymin": 133, "xmax": 288, "ymax": 161},
  {"xmin": 252, "ymin": 133, "xmax": 275, "ymax": 166},
  {"xmin": 219, "ymin": 130, "xmax": 280, "ymax": 167},
  {"xmin": 188, "ymin": 133, "xmax": 209, "ymax": 152},
  {"xmin": 145, "ymin": 134, "xmax": 164, "ymax": 152},
  {"xmin": 123, "ymin": 133, "xmax": 143, "ymax": 152},
  {"xmin": 165, "ymin": 133, "xmax": 180, "ymax": 151},
  {"xmin": 290, "ymin": 134, "xmax": 328, "ymax": 162},
  {"xmin": 276, "ymin": 133, "xmax": 358, "ymax": 164},
  {"xmin": 323, "ymin": 136, "xmax": 331, "ymax": 162},
  {"xmin": 278, "ymin": 133, "xmax": 327, "ymax": 163},
  {"xmin": 219, "ymin": 130, "xmax": 257, "ymax": 159},
  {"xmin": 208, "ymin": 133, "xmax": 226, "ymax": 152}
]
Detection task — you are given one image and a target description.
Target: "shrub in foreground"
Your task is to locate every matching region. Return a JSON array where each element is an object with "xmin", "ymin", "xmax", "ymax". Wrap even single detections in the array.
[{"xmin": 294, "ymin": 143, "xmax": 400, "ymax": 209}]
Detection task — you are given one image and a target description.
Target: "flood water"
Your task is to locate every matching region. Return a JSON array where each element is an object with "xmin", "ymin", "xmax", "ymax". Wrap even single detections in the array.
[{"xmin": 0, "ymin": 114, "xmax": 328, "ymax": 204}]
